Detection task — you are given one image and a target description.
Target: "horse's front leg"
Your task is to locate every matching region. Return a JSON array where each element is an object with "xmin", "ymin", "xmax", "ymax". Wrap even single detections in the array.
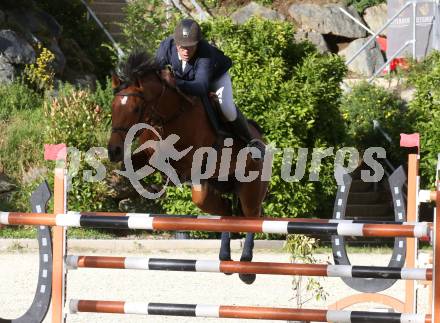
[
  {"xmin": 236, "ymin": 179, "xmax": 267, "ymax": 285},
  {"xmin": 191, "ymin": 182, "xmax": 233, "ymax": 262}
]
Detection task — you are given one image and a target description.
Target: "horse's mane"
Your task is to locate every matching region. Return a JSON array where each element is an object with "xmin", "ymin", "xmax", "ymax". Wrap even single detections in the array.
[{"xmin": 116, "ymin": 50, "xmax": 160, "ymax": 84}]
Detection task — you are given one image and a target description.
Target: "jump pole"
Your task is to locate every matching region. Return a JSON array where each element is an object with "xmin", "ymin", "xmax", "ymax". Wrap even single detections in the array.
[
  {"xmin": 68, "ymin": 300, "xmax": 431, "ymax": 322},
  {"xmin": 65, "ymin": 255, "xmax": 432, "ymax": 280},
  {"xmin": 0, "ymin": 212, "xmax": 431, "ymax": 238}
]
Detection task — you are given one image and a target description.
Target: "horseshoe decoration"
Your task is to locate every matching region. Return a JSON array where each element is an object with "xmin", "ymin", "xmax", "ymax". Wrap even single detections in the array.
[
  {"xmin": 0, "ymin": 182, "xmax": 52, "ymax": 323},
  {"xmin": 331, "ymin": 166, "xmax": 407, "ymax": 293}
]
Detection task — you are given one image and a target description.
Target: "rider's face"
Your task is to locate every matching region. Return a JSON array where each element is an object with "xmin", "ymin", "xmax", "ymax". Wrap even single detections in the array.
[{"xmin": 176, "ymin": 44, "xmax": 197, "ymax": 61}]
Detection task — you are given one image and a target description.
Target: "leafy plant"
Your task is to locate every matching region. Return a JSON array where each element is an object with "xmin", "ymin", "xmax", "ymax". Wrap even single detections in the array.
[
  {"xmin": 23, "ymin": 44, "xmax": 56, "ymax": 92},
  {"xmin": 284, "ymin": 235, "xmax": 328, "ymax": 307},
  {"xmin": 345, "ymin": 0, "xmax": 385, "ymax": 14}
]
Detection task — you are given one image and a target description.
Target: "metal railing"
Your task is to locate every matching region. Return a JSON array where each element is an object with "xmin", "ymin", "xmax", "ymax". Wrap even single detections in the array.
[
  {"xmin": 341, "ymin": 0, "xmax": 437, "ymax": 82},
  {"xmin": 79, "ymin": 0, "xmax": 125, "ymax": 59}
]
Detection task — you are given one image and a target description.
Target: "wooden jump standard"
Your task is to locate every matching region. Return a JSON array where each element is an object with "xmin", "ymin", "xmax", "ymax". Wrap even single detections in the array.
[
  {"xmin": 0, "ymin": 212, "xmax": 432, "ymax": 238},
  {"xmin": 66, "ymin": 255, "xmax": 433, "ymax": 281},
  {"xmin": 69, "ymin": 300, "xmax": 431, "ymax": 322}
]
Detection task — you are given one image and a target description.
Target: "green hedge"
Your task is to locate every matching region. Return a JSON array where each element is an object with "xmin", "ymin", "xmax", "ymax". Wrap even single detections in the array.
[
  {"xmin": 407, "ymin": 52, "xmax": 440, "ymax": 187},
  {"xmin": 340, "ymin": 82, "xmax": 408, "ymax": 163}
]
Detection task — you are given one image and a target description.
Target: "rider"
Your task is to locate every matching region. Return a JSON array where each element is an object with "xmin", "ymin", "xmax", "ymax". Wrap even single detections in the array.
[{"xmin": 155, "ymin": 18, "xmax": 265, "ymax": 160}]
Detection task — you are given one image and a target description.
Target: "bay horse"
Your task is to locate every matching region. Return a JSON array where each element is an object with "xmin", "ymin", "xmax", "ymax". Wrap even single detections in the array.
[{"xmin": 108, "ymin": 51, "xmax": 269, "ymax": 284}]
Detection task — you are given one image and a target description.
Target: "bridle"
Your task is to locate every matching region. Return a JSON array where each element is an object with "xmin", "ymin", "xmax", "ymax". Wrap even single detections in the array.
[
  {"xmin": 111, "ymin": 71, "xmax": 186, "ymax": 136},
  {"xmin": 112, "ymin": 71, "xmax": 168, "ymax": 133}
]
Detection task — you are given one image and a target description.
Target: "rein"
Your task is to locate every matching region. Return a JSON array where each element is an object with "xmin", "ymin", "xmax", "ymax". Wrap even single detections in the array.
[{"xmin": 112, "ymin": 71, "xmax": 186, "ymax": 136}]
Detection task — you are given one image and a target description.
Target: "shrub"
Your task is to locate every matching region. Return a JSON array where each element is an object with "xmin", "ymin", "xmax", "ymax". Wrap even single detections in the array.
[
  {"xmin": 0, "ymin": 81, "xmax": 43, "ymax": 122},
  {"xmin": 407, "ymin": 51, "xmax": 440, "ymax": 186},
  {"xmin": 44, "ymin": 83, "xmax": 105, "ymax": 150},
  {"xmin": 43, "ymin": 84, "xmax": 116, "ymax": 212},
  {"xmin": 340, "ymin": 82, "xmax": 408, "ymax": 163},
  {"xmin": 23, "ymin": 44, "xmax": 56, "ymax": 92},
  {"xmin": 122, "ymin": 0, "xmax": 180, "ymax": 52},
  {"xmin": 346, "ymin": 0, "xmax": 385, "ymax": 14}
]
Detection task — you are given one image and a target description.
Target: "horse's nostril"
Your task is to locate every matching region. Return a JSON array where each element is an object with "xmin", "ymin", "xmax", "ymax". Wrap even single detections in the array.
[{"xmin": 108, "ymin": 145, "xmax": 123, "ymax": 162}]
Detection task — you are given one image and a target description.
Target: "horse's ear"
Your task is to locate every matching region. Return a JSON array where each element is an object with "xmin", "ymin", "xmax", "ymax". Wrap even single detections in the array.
[{"xmin": 111, "ymin": 73, "xmax": 120, "ymax": 89}]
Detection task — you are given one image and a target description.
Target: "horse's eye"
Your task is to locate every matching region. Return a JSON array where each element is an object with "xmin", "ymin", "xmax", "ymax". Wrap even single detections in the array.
[{"xmin": 134, "ymin": 107, "xmax": 140, "ymax": 114}]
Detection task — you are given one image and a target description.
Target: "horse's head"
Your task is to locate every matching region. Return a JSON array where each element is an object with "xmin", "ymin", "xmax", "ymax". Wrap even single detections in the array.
[{"xmin": 108, "ymin": 51, "xmax": 165, "ymax": 162}]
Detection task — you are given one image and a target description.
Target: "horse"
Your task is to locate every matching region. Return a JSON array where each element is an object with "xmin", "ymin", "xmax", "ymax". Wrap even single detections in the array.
[{"xmin": 108, "ymin": 51, "xmax": 269, "ymax": 284}]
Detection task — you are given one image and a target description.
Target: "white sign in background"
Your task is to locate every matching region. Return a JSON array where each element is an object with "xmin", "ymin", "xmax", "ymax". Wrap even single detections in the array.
[{"xmin": 387, "ymin": 0, "xmax": 436, "ymax": 59}]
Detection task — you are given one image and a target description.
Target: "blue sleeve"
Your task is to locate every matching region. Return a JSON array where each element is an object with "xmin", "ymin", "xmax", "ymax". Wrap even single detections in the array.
[
  {"xmin": 155, "ymin": 40, "xmax": 169, "ymax": 69},
  {"xmin": 176, "ymin": 57, "xmax": 212, "ymax": 96}
]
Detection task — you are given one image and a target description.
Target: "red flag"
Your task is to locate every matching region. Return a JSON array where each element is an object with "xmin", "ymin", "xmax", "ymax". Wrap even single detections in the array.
[
  {"xmin": 400, "ymin": 133, "xmax": 420, "ymax": 152},
  {"xmin": 44, "ymin": 144, "xmax": 67, "ymax": 161}
]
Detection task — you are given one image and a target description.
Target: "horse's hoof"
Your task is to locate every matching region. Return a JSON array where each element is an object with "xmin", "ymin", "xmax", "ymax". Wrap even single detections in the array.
[
  {"xmin": 239, "ymin": 273, "xmax": 256, "ymax": 284},
  {"xmin": 240, "ymin": 254, "xmax": 253, "ymax": 262},
  {"xmin": 219, "ymin": 256, "xmax": 233, "ymax": 275}
]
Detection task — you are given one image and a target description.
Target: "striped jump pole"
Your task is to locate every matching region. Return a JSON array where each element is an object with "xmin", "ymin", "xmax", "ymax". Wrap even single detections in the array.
[
  {"xmin": 65, "ymin": 255, "xmax": 433, "ymax": 281},
  {"xmin": 69, "ymin": 299, "xmax": 431, "ymax": 323},
  {"xmin": 0, "ymin": 212, "xmax": 432, "ymax": 238}
]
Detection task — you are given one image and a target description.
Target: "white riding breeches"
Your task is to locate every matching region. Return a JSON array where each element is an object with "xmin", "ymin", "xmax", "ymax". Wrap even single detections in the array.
[{"xmin": 210, "ymin": 72, "xmax": 238, "ymax": 122}]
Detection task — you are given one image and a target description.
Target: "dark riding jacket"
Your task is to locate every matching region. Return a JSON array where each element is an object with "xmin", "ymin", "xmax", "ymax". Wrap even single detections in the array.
[{"xmin": 155, "ymin": 36, "xmax": 232, "ymax": 96}]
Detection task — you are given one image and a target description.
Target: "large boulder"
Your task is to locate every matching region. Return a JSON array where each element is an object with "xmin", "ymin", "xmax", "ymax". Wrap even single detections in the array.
[
  {"xmin": 363, "ymin": 3, "xmax": 388, "ymax": 36},
  {"xmin": 5, "ymin": 7, "xmax": 62, "ymax": 40},
  {"xmin": 0, "ymin": 29, "xmax": 35, "ymax": 64},
  {"xmin": 230, "ymin": 1, "xmax": 285, "ymax": 24},
  {"xmin": 48, "ymin": 38, "xmax": 66, "ymax": 75},
  {"xmin": 288, "ymin": 4, "xmax": 367, "ymax": 38},
  {"xmin": 0, "ymin": 29, "xmax": 35, "ymax": 83},
  {"xmin": 294, "ymin": 30, "xmax": 329, "ymax": 53},
  {"xmin": 339, "ymin": 38, "xmax": 385, "ymax": 77},
  {"xmin": 0, "ymin": 55, "xmax": 15, "ymax": 83}
]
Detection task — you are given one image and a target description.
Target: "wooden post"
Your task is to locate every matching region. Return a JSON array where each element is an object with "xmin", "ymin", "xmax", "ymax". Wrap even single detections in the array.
[
  {"xmin": 52, "ymin": 163, "xmax": 67, "ymax": 323},
  {"xmin": 45, "ymin": 144, "xmax": 67, "ymax": 323},
  {"xmin": 405, "ymin": 153, "xmax": 418, "ymax": 312},
  {"xmin": 433, "ymin": 184, "xmax": 440, "ymax": 322}
]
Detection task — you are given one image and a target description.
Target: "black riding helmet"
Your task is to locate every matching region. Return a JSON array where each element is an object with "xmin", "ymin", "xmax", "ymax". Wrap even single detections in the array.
[{"xmin": 174, "ymin": 18, "xmax": 202, "ymax": 47}]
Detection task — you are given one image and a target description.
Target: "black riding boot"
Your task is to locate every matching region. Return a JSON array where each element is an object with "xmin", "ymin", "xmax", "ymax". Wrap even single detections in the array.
[{"xmin": 229, "ymin": 110, "xmax": 265, "ymax": 161}]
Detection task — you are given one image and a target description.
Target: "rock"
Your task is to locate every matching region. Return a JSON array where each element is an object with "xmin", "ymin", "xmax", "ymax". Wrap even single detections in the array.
[
  {"xmin": 339, "ymin": 38, "xmax": 385, "ymax": 77},
  {"xmin": 48, "ymin": 38, "xmax": 65, "ymax": 75},
  {"xmin": 288, "ymin": 4, "xmax": 367, "ymax": 38},
  {"xmin": 0, "ymin": 173, "xmax": 16, "ymax": 194},
  {"xmin": 59, "ymin": 38, "xmax": 94, "ymax": 74},
  {"xmin": 6, "ymin": 8, "xmax": 62, "ymax": 40},
  {"xmin": 363, "ymin": 3, "xmax": 388, "ymax": 36},
  {"xmin": 294, "ymin": 30, "xmax": 329, "ymax": 53},
  {"xmin": 230, "ymin": 1, "xmax": 285, "ymax": 25},
  {"xmin": 0, "ymin": 29, "xmax": 35, "ymax": 64},
  {"xmin": 74, "ymin": 74, "xmax": 97, "ymax": 90},
  {"xmin": 0, "ymin": 55, "xmax": 15, "ymax": 84}
]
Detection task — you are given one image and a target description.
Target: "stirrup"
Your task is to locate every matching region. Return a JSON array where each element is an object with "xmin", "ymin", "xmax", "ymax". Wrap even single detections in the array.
[{"xmin": 247, "ymin": 139, "xmax": 266, "ymax": 161}]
